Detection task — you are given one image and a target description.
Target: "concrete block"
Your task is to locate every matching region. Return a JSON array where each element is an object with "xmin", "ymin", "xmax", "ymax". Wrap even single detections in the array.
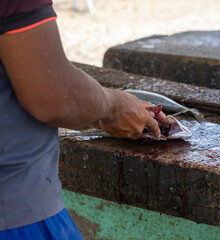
[
  {"xmin": 59, "ymin": 118, "xmax": 220, "ymax": 226},
  {"xmin": 103, "ymin": 31, "xmax": 220, "ymax": 89}
]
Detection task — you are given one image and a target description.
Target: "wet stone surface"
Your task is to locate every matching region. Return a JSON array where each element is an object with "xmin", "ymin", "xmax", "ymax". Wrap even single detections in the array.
[
  {"xmin": 59, "ymin": 115, "xmax": 220, "ymax": 227},
  {"xmin": 103, "ymin": 31, "xmax": 220, "ymax": 89}
]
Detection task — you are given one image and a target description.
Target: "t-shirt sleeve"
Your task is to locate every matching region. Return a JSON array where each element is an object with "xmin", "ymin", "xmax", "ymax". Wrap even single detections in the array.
[{"xmin": 0, "ymin": 1, "xmax": 57, "ymax": 34}]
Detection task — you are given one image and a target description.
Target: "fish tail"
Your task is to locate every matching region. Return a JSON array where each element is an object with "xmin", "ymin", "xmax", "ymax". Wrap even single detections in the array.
[
  {"xmin": 188, "ymin": 108, "xmax": 204, "ymax": 123},
  {"xmin": 172, "ymin": 108, "xmax": 204, "ymax": 123}
]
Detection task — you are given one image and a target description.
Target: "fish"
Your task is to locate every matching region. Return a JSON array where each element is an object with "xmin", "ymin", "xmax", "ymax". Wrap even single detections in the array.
[
  {"xmin": 124, "ymin": 89, "xmax": 204, "ymax": 122},
  {"xmin": 141, "ymin": 104, "xmax": 192, "ymax": 140},
  {"xmin": 142, "ymin": 114, "xmax": 192, "ymax": 140}
]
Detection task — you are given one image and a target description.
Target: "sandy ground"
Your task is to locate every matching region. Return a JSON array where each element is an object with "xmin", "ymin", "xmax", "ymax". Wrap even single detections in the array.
[{"xmin": 53, "ymin": 0, "xmax": 220, "ymax": 67}]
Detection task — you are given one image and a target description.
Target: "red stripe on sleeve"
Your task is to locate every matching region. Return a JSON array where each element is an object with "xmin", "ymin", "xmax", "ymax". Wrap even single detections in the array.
[{"xmin": 6, "ymin": 16, "xmax": 57, "ymax": 34}]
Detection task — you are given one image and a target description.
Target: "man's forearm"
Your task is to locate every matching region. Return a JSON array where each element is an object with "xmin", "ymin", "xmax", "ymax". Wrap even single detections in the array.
[
  {"xmin": 0, "ymin": 21, "xmax": 117, "ymax": 129},
  {"xmin": 44, "ymin": 63, "xmax": 117, "ymax": 129}
]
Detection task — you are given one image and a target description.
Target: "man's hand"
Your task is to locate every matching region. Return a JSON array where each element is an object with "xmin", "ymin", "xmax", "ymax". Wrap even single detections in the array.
[{"xmin": 91, "ymin": 90, "xmax": 166, "ymax": 140}]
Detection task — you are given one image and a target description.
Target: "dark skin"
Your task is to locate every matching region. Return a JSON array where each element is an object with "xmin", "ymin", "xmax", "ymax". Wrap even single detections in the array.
[{"xmin": 0, "ymin": 20, "xmax": 167, "ymax": 140}]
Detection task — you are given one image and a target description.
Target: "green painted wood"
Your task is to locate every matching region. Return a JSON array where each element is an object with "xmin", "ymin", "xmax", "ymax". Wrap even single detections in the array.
[{"xmin": 62, "ymin": 190, "xmax": 220, "ymax": 240}]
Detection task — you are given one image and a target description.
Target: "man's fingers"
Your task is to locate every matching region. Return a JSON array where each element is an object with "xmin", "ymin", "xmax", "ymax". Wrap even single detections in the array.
[
  {"xmin": 141, "ymin": 101, "xmax": 155, "ymax": 117},
  {"xmin": 157, "ymin": 112, "xmax": 168, "ymax": 124},
  {"xmin": 149, "ymin": 111, "xmax": 155, "ymax": 118},
  {"xmin": 145, "ymin": 115, "xmax": 161, "ymax": 138},
  {"xmin": 141, "ymin": 101, "xmax": 168, "ymax": 124}
]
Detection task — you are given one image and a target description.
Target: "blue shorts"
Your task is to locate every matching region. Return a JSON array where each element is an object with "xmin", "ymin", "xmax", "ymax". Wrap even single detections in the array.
[{"xmin": 0, "ymin": 208, "xmax": 84, "ymax": 240}]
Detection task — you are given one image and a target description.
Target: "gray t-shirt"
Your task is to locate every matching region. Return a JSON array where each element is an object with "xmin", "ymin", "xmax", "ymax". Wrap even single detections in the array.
[{"xmin": 0, "ymin": 58, "xmax": 64, "ymax": 231}]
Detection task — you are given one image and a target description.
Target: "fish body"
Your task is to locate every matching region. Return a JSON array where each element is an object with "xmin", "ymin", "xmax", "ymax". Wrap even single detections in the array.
[{"xmin": 125, "ymin": 89, "xmax": 204, "ymax": 122}]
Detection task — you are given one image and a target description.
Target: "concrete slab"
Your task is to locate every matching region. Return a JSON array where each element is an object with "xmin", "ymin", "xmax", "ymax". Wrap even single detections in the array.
[
  {"xmin": 73, "ymin": 62, "xmax": 220, "ymax": 113},
  {"xmin": 103, "ymin": 31, "xmax": 220, "ymax": 89},
  {"xmin": 59, "ymin": 116, "xmax": 220, "ymax": 227}
]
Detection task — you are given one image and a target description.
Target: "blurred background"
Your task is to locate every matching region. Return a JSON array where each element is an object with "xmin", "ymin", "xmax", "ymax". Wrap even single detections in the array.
[{"xmin": 53, "ymin": 0, "xmax": 220, "ymax": 67}]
